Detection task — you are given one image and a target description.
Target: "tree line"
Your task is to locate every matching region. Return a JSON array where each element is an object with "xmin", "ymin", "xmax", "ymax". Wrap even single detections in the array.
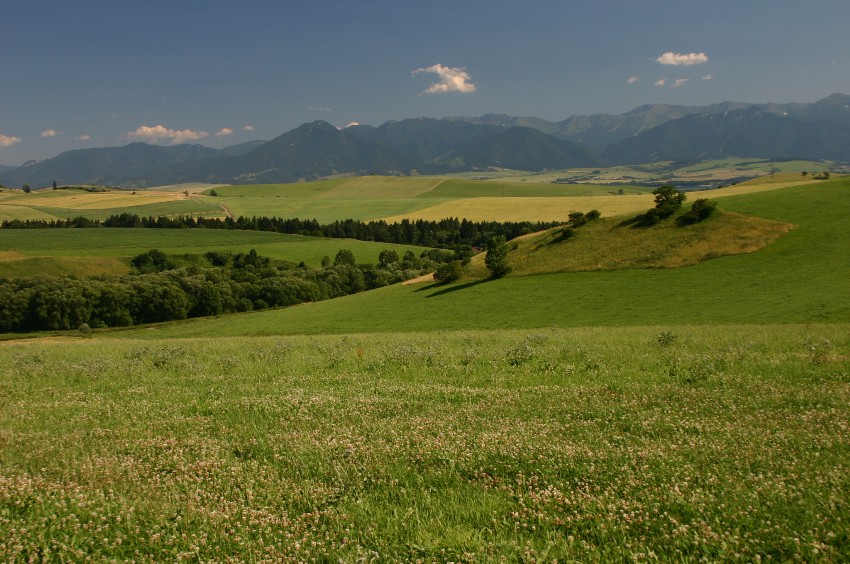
[
  {"xmin": 0, "ymin": 248, "xmax": 453, "ymax": 333},
  {"xmin": 1, "ymin": 214, "xmax": 564, "ymax": 249}
]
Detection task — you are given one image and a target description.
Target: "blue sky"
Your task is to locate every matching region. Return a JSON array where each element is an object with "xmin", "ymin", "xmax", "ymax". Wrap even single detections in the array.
[{"xmin": 1, "ymin": 0, "xmax": 848, "ymax": 165}]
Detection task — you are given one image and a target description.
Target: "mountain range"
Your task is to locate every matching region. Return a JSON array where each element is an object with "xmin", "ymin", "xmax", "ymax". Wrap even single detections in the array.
[{"xmin": 2, "ymin": 94, "xmax": 848, "ymax": 188}]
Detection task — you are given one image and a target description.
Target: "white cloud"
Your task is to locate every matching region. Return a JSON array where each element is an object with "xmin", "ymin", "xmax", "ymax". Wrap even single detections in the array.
[
  {"xmin": 655, "ymin": 79, "xmax": 667, "ymax": 87},
  {"xmin": 702, "ymin": 74, "xmax": 715, "ymax": 80},
  {"xmin": 673, "ymin": 78, "xmax": 689, "ymax": 87},
  {"xmin": 77, "ymin": 134, "xmax": 92, "ymax": 141},
  {"xmin": 0, "ymin": 133, "xmax": 22, "ymax": 147},
  {"xmin": 412, "ymin": 64, "xmax": 476, "ymax": 94},
  {"xmin": 242, "ymin": 125, "xmax": 255, "ymax": 131},
  {"xmin": 125, "ymin": 124, "xmax": 209, "ymax": 144},
  {"xmin": 656, "ymin": 52, "xmax": 709, "ymax": 66},
  {"xmin": 627, "ymin": 76, "xmax": 639, "ymax": 84},
  {"xmin": 215, "ymin": 128, "xmax": 233, "ymax": 137},
  {"xmin": 40, "ymin": 129, "xmax": 58, "ymax": 138},
  {"xmin": 344, "ymin": 122, "xmax": 360, "ymax": 128}
]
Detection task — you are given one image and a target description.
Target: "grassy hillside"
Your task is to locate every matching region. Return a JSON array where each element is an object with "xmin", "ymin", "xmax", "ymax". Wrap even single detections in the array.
[
  {"xmin": 495, "ymin": 210, "xmax": 792, "ymax": 277},
  {"xmin": 120, "ymin": 178, "xmax": 850, "ymax": 338},
  {"xmin": 0, "ymin": 229, "xmax": 431, "ymax": 278},
  {"xmin": 1, "ymin": 325, "xmax": 847, "ymax": 560}
]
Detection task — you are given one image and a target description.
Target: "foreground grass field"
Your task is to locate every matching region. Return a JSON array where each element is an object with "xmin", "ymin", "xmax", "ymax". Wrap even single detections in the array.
[{"xmin": 1, "ymin": 325, "xmax": 848, "ymax": 561}]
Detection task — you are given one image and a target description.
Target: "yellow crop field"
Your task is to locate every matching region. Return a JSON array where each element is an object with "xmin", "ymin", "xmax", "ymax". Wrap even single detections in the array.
[
  {"xmin": 8, "ymin": 190, "xmax": 187, "ymax": 210},
  {"xmin": 0, "ymin": 204, "xmax": 60, "ymax": 221}
]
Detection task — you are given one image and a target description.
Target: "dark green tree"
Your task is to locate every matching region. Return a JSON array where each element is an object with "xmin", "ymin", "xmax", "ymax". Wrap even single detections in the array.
[
  {"xmin": 677, "ymin": 198, "xmax": 718, "ymax": 226},
  {"xmin": 434, "ymin": 260, "xmax": 463, "ymax": 283},
  {"xmin": 378, "ymin": 249, "xmax": 400, "ymax": 268},
  {"xmin": 485, "ymin": 235, "xmax": 511, "ymax": 279},
  {"xmin": 652, "ymin": 185, "xmax": 687, "ymax": 213},
  {"xmin": 334, "ymin": 249, "xmax": 356, "ymax": 267}
]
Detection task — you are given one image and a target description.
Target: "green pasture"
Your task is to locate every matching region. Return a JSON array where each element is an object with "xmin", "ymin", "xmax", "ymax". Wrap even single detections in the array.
[
  {"xmin": 215, "ymin": 196, "xmax": 449, "ymax": 223},
  {"xmin": 1, "ymin": 325, "xmax": 847, "ymax": 560},
  {"xmin": 122, "ymin": 178, "xmax": 850, "ymax": 338},
  {"xmin": 419, "ymin": 178, "xmax": 646, "ymax": 198},
  {"xmin": 0, "ymin": 228, "xmax": 430, "ymax": 274}
]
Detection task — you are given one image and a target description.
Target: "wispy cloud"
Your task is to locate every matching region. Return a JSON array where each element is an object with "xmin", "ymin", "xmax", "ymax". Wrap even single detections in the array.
[
  {"xmin": 656, "ymin": 52, "xmax": 709, "ymax": 66},
  {"xmin": 0, "ymin": 133, "xmax": 22, "ymax": 147},
  {"xmin": 627, "ymin": 76, "xmax": 639, "ymax": 84},
  {"xmin": 125, "ymin": 125, "xmax": 209, "ymax": 144},
  {"xmin": 40, "ymin": 129, "xmax": 58, "ymax": 138},
  {"xmin": 77, "ymin": 134, "xmax": 92, "ymax": 141},
  {"xmin": 215, "ymin": 128, "xmax": 233, "ymax": 137},
  {"xmin": 412, "ymin": 64, "xmax": 476, "ymax": 94},
  {"xmin": 702, "ymin": 74, "xmax": 715, "ymax": 81},
  {"xmin": 242, "ymin": 125, "xmax": 255, "ymax": 131},
  {"xmin": 308, "ymin": 106, "xmax": 331, "ymax": 112},
  {"xmin": 655, "ymin": 79, "xmax": 667, "ymax": 87},
  {"xmin": 673, "ymin": 78, "xmax": 689, "ymax": 87},
  {"xmin": 344, "ymin": 122, "xmax": 360, "ymax": 128}
]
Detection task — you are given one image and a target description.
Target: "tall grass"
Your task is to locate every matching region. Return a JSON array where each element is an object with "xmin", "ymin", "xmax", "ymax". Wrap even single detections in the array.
[{"xmin": 1, "ymin": 325, "xmax": 847, "ymax": 560}]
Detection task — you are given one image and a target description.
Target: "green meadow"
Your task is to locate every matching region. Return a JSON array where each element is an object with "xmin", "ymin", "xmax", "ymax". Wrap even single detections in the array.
[
  {"xmin": 0, "ymin": 228, "xmax": 429, "ymax": 278},
  {"xmin": 1, "ymin": 326, "xmax": 848, "ymax": 561},
  {"xmin": 1, "ymin": 175, "xmax": 849, "ymax": 560},
  {"xmin": 118, "ymin": 178, "xmax": 850, "ymax": 338}
]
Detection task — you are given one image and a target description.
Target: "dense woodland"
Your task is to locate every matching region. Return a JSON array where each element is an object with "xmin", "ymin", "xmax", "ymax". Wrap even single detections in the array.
[
  {"xmin": 1, "ymin": 214, "xmax": 563, "ymax": 249},
  {"xmin": 0, "ymin": 247, "xmax": 456, "ymax": 333}
]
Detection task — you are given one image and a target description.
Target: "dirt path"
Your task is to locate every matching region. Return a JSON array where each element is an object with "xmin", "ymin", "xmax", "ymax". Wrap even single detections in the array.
[
  {"xmin": 219, "ymin": 203, "xmax": 234, "ymax": 219},
  {"xmin": 402, "ymin": 272, "xmax": 435, "ymax": 285}
]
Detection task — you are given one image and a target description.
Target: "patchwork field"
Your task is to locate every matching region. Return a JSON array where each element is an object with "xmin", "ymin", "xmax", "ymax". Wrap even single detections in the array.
[
  {"xmin": 0, "ymin": 188, "xmax": 222, "ymax": 222},
  {"xmin": 447, "ymin": 158, "xmax": 836, "ymax": 184},
  {"xmin": 1, "ymin": 173, "xmax": 821, "ymax": 226},
  {"xmin": 1, "ymin": 174, "xmax": 848, "ymax": 561}
]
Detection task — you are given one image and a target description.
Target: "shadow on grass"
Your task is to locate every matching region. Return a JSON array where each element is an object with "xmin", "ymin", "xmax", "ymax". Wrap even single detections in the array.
[
  {"xmin": 414, "ymin": 279, "xmax": 489, "ymax": 298},
  {"xmin": 617, "ymin": 214, "xmax": 652, "ymax": 229}
]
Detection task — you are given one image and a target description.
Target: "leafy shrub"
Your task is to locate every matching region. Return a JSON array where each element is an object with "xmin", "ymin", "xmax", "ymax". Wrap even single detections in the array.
[
  {"xmin": 434, "ymin": 260, "xmax": 463, "ymax": 284},
  {"xmin": 677, "ymin": 198, "xmax": 718, "ymax": 226},
  {"xmin": 568, "ymin": 211, "xmax": 588, "ymax": 228},
  {"xmin": 131, "ymin": 249, "xmax": 174, "ymax": 272}
]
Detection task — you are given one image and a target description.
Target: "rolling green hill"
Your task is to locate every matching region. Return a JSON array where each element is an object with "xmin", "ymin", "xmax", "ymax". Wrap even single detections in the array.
[
  {"xmin": 114, "ymin": 178, "xmax": 849, "ymax": 338},
  {"xmin": 0, "ymin": 228, "xmax": 431, "ymax": 278}
]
